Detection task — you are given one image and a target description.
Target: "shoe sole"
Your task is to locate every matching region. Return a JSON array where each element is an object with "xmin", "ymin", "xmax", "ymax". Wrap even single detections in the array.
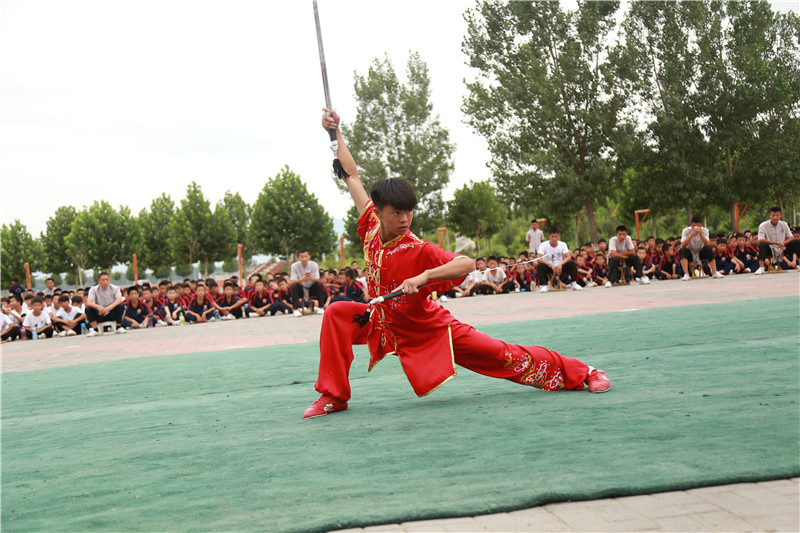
[{"xmin": 589, "ymin": 386, "xmax": 611, "ymax": 393}]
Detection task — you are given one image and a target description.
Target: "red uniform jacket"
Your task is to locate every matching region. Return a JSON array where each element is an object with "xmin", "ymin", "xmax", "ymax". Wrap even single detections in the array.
[{"xmin": 358, "ymin": 201, "xmax": 466, "ymax": 397}]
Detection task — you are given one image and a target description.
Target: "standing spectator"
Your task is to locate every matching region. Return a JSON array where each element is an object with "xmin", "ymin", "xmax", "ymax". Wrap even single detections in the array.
[
  {"xmin": 290, "ymin": 249, "xmax": 326, "ymax": 316},
  {"xmin": 755, "ymin": 207, "xmax": 800, "ymax": 274},
  {"xmin": 678, "ymin": 216, "xmax": 723, "ymax": 280},
  {"xmin": 85, "ymin": 273, "xmax": 126, "ymax": 336},
  {"xmin": 525, "ymin": 219, "xmax": 544, "ymax": 257},
  {"xmin": 7, "ymin": 278, "xmax": 24, "ymax": 298},
  {"xmin": 537, "ymin": 227, "xmax": 580, "ymax": 292},
  {"xmin": 605, "ymin": 225, "xmax": 648, "ymax": 287}
]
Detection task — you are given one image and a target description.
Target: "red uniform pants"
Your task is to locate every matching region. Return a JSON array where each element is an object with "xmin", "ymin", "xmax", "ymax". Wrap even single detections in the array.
[{"xmin": 316, "ymin": 301, "xmax": 590, "ymax": 401}]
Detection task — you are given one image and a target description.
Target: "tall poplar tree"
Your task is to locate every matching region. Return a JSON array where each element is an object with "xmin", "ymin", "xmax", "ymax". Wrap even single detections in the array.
[
  {"xmin": 463, "ymin": 0, "xmax": 624, "ymax": 245},
  {"xmin": 339, "ymin": 52, "xmax": 454, "ymax": 235}
]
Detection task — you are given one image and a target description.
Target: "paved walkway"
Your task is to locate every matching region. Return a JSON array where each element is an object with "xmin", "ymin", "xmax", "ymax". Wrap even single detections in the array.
[{"xmin": 2, "ymin": 271, "xmax": 799, "ymax": 532}]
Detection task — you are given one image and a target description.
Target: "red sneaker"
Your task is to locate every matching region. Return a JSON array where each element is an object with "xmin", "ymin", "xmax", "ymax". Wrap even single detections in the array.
[
  {"xmin": 586, "ymin": 370, "xmax": 611, "ymax": 393},
  {"xmin": 303, "ymin": 395, "xmax": 348, "ymax": 419}
]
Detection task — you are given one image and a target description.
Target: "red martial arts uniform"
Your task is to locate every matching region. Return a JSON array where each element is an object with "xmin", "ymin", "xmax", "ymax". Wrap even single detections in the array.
[{"xmin": 315, "ymin": 201, "xmax": 592, "ymax": 401}]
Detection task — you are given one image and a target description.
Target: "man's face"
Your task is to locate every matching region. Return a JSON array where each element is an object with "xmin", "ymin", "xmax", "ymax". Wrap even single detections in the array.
[
  {"xmin": 159, "ymin": 285, "xmax": 167, "ymax": 297},
  {"xmin": 770, "ymin": 210, "xmax": 782, "ymax": 225},
  {"xmin": 167, "ymin": 289, "xmax": 177, "ymax": 301},
  {"xmin": 616, "ymin": 230, "xmax": 627, "ymax": 241},
  {"xmin": 98, "ymin": 275, "xmax": 110, "ymax": 289},
  {"xmin": 128, "ymin": 290, "xmax": 139, "ymax": 303},
  {"xmin": 549, "ymin": 232, "xmax": 559, "ymax": 244},
  {"xmin": 717, "ymin": 242, "xmax": 727, "ymax": 252},
  {"xmin": 32, "ymin": 302, "xmax": 43, "ymax": 313},
  {"xmin": 488, "ymin": 259, "xmax": 498, "ymax": 270},
  {"xmin": 142, "ymin": 289, "xmax": 152, "ymax": 301},
  {"xmin": 376, "ymin": 205, "xmax": 413, "ymax": 238},
  {"xmin": 224, "ymin": 286, "xmax": 234, "ymax": 297},
  {"xmin": 691, "ymin": 222, "xmax": 703, "ymax": 231},
  {"xmin": 255, "ymin": 282, "xmax": 265, "ymax": 293},
  {"xmin": 576, "ymin": 256, "xmax": 585, "ymax": 266},
  {"xmin": 531, "ymin": 221, "xmax": 538, "ymax": 230},
  {"xmin": 196, "ymin": 286, "xmax": 206, "ymax": 298},
  {"xmin": 647, "ymin": 238, "xmax": 655, "ymax": 248},
  {"xmin": 476, "ymin": 259, "xmax": 486, "ymax": 270},
  {"xmin": 61, "ymin": 300, "xmax": 72, "ymax": 311},
  {"xmin": 278, "ymin": 281, "xmax": 288, "ymax": 291},
  {"xmin": 637, "ymin": 249, "xmax": 646, "ymax": 260},
  {"xmin": 46, "ymin": 279, "xmax": 55, "ymax": 289},
  {"xmin": 595, "ymin": 254, "xmax": 605, "ymax": 264},
  {"xmin": 737, "ymin": 236, "xmax": 747, "ymax": 247},
  {"xmin": 298, "ymin": 251, "xmax": 311, "ymax": 266}
]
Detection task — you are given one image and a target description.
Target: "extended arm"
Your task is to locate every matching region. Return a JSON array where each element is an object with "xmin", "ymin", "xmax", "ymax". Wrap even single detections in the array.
[{"xmin": 322, "ymin": 108, "xmax": 369, "ymax": 214}]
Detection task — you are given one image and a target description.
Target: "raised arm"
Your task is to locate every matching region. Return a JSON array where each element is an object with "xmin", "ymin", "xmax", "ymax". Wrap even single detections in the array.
[{"xmin": 322, "ymin": 108, "xmax": 369, "ymax": 214}]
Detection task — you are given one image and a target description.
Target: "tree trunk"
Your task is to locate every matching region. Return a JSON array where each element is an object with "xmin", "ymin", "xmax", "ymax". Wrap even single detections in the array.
[
  {"xmin": 204, "ymin": 258, "xmax": 209, "ymax": 278},
  {"xmin": 652, "ymin": 213, "xmax": 657, "ymax": 240},
  {"xmin": 475, "ymin": 230, "xmax": 482, "ymax": 256},
  {"xmin": 685, "ymin": 206, "xmax": 693, "ymax": 226},
  {"xmin": 777, "ymin": 195, "xmax": 784, "ymax": 214},
  {"xmin": 574, "ymin": 214, "xmax": 580, "ymax": 250},
  {"xmin": 584, "ymin": 197, "xmax": 599, "ymax": 246},
  {"xmin": 730, "ymin": 204, "xmax": 738, "ymax": 232}
]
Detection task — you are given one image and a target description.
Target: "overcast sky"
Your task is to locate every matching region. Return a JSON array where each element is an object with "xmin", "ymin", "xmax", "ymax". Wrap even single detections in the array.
[{"xmin": 2, "ymin": 0, "xmax": 797, "ymax": 238}]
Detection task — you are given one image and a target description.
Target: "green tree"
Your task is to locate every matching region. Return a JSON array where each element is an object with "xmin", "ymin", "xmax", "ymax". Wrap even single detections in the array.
[
  {"xmin": 140, "ymin": 194, "xmax": 175, "ymax": 274},
  {"xmin": 463, "ymin": 0, "xmax": 624, "ymax": 245},
  {"xmin": 249, "ymin": 166, "xmax": 336, "ymax": 259},
  {"xmin": 447, "ymin": 181, "xmax": 506, "ymax": 256},
  {"xmin": 339, "ymin": 52, "xmax": 454, "ymax": 235},
  {"xmin": 222, "ymin": 191, "xmax": 251, "ymax": 258},
  {"xmin": 70, "ymin": 200, "xmax": 134, "ymax": 272},
  {"xmin": 1, "ymin": 220, "xmax": 43, "ymax": 287},
  {"xmin": 64, "ymin": 209, "xmax": 94, "ymax": 287},
  {"xmin": 694, "ymin": 1, "xmax": 800, "ymax": 226},
  {"xmin": 202, "ymin": 202, "xmax": 236, "ymax": 277},
  {"xmin": 169, "ymin": 182, "xmax": 212, "ymax": 268},
  {"xmin": 619, "ymin": 0, "xmax": 710, "ymax": 223},
  {"xmin": 42, "ymin": 206, "xmax": 77, "ymax": 276}
]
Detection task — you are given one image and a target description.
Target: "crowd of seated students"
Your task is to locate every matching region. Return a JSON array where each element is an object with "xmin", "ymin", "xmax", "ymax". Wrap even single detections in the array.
[
  {"xmin": 439, "ymin": 212, "xmax": 800, "ymax": 298},
  {"xmin": 3, "ymin": 209, "xmax": 798, "ymax": 340},
  {"xmin": 1, "ymin": 266, "xmax": 370, "ymax": 342}
]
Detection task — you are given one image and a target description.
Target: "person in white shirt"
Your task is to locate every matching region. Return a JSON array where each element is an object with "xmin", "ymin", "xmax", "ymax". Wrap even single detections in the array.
[
  {"xmin": 755, "ymin": 206, "xmax": 800, "ymax": 274},
  {"xmin": 525, "ymin": 219, "xmax": 545, "ymax": 257},
  {"xmin": 537, "ymin": 227, "xmax": 580, "ymax": 292},
  {"xmin": 290, "ymin": 248, "xmax": 326, "ymax": 316},
  {"xmin": 482, "ymin": 256, "xmax": 507, "ymax": 294},
  {"xmin": 22, "ymin": 297, "xmax": 54, "ymax": 338},
  {"xmin": 53, "ymin": 295, "xmax": 87, "ymax": 336},
  {"xmin": 678, "ymin": 216, "xmax": 722, "ymax": 280},
  {"xmin": 606, "ymin": 225, "xmax": 649, "ymax": 286},
  {"xmin": 1, "ymin": 309, "xmax": 20, "ymax": 341}
]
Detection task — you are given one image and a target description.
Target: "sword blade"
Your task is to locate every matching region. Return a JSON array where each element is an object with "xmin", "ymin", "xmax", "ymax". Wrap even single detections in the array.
[{"xmin": 313, "ymin": 0, "xmax": 332, "ymax": 110}]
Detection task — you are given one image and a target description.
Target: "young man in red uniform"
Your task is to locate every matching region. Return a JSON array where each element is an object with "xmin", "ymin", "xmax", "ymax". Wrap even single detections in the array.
[{"xmin": 304, "ymin": 109, "xmax": 610, "ymax": 419}]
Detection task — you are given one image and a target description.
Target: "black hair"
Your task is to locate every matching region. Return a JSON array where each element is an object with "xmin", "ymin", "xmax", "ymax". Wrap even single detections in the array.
[
  {"xmin": 344, "ymin": 268, "xmax": 357, "ymax": 280},
  {"xmin": 487, "ymin": 255, "xmax": 499, "ymax": 263},
  {"xmin": 548, "ymin": 227, "xmax": 560, "ymax": 235},
  {"xmin": 127, "ymin": 286, "xmax": 139, "ymax": 295},
  {"xmin": 98, "ymin": 272, "xmax": 110, "ymax": 279},
  {"xmin": 598, "ymin": 238, "xmax": 607, "ymax": 244},
  {"xmin": 690, "ymin": 215, "xmax": 702, "ymax": 224},
  {"xmin": 11, "ymin": 294, "xmax": 23, "ymax": 304},
  {"xmin": 159, "ymin": 280, "xmax": 170, "ymax": 287},
  {"xmin": 31, "ymin": 296, "xmax": 43, "ymax": 305},
  {"xmin": 616, "ymin": 225, "xmax": 628, "ymax": 233},
  {"xmin": 207, "ymin": 280, "xmax": 218, "ymax": 288},
  {"xmin": 655, "ymin": 238, "xmax": 665, "ymax": 245},
  {"xmin": 72, "ymin": 295, "xmax": 83, "ymax": 304},
  {"xmin": 769, "ymin": 206, "xmax": 782, "ymax": 213},
  {"xmin": 716, "ymin": 238, "xmax": 727, "ymax": 245},
  {"xmin": 46, "ymin": 277, "xmax": 54, "ymax": 282},
  {"xmin": 11, "ymin": 277, "xmax": 18, "ymax": 283},
  {"xmin": 297, "ymin": 248, "xmax": 309, "ymax": 255},
  {"xmin": 370, "ymin": 177, "xmax": 417, "ymax": 211},
  {"xmin": 58, "ymin": 294, "xmax": 70, "ymax": 303}
]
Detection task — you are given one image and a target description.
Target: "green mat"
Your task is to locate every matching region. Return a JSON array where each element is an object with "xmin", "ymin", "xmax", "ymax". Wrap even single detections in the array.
[{"xmin": 3, "ymin": 296, "xmax": 799, "ymax": 532}]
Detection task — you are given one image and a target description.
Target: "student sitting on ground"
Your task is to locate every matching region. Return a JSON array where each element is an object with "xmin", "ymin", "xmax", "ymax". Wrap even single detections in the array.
[
  {"xmin": 185, "ymin": 284, "xmax": 216, "ymax": 323},
  {"xmin": 157, "ymin": 285, "xmax": 182, "ymax": 325},
  {"xmin": 217, "ymin": 282, "xmax": 245, "ymax": 319},
  {"xmin": 575, "ymin": 254, "xmax": 596, "ymax": 288},
  {"xmin": 330, "ymin": 268, "xmax": 367, "ymax": 304},
  {"xmin": 591, "ymin": 253, "xmax": 609, "ymax": 286},
  {"xmin": 482, "ymin": 256, "xmax": 508, "ymax": 294},
  {"xmin": 122, "ymin": 286, "xmax": 153, "ymax": 329},
  {"xmin": 730, "ymin": 233, "xmax": 760, "ymax": 273},
  {"xmin": 510, "ymin": 263, "xmax": 532, "ymax": 292},
  {"xmin": 52, "ymin": 295, "xmax": 86, "ymax": 336},
  {"xmin": 638, "ymin": 246, "xmax": 656, "ymax": 280},
  {"xmin": 248, "ymin": 279, "xmax": 273, "ymax": 316},
  {"xmin": 22, "ymin": 297, "xmax": 54, "ymax": 339},
  {"xmin": 714, "ymin": 238, "xmax": 734, "ymax": 275},
  {"xmin": 1, "ymin": 298, "xmax": 21, "ymax": 342}
]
